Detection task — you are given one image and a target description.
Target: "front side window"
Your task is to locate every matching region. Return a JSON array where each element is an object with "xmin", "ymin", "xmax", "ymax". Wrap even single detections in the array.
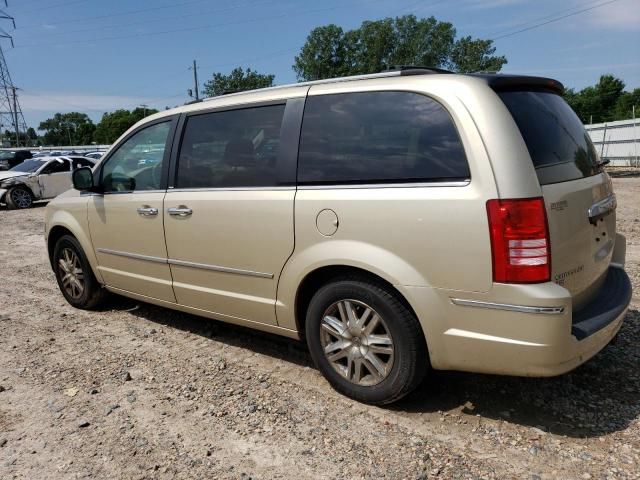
[
  {"xmin": 298, "ymin": 91, "xmax": 469, "ymax": 185},
  {"xmin": 42, "ymin": 159, "xmax": 71, "ymax": 174},
  {"xmin": 101, "ymin": 121, "xmax": 171, "ymax": 192},
  {"xmin": 176, "ymin": 104, "xmax": 285, "ymax": 189}
]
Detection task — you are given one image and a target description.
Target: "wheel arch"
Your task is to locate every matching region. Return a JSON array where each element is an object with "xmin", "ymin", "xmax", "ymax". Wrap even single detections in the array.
[
  {"xmin": 46, "ymin": 212, "xmax": 104, "ymax": 284},
  {"xmin": 292, "ymin": 264, "xmax": 424, "ymax": 344}
]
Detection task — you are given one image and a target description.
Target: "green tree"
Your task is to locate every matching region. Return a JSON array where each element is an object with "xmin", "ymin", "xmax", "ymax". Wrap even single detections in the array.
[
  {"xmin": 203, "ymin": 67, "xmax": 275, "ymax": 97},
  {"xmin": 613, "ymin": 88, "xmax": 640, "ymax": 120},
  {"xmin": 93, "ymin": 107, "xmax": 158, "ymax": 144},
  {"xmin": 293, "ymin": 15, "xmax": 507, "ymax": 81},
  {"xmin": 37, "ymin": 112, "xmax": 96, "ymax": 146},
  {"xmin": 26, "ymin": 127, "xmax": 38, "ymax": 142},
  {"xmin": 564, "ymin": 75, "xmax": 630, "ymax": 123}
]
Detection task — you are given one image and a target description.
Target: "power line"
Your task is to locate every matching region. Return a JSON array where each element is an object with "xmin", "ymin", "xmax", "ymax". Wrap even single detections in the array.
[
  {"xmin": 488, "ymin": 0, "xmax": 605, "ymax": 39},
  {"xmin": 491, "ymin": 0, "xmax": 624, "ymax": 41},
  {"xmin": 11, "ymin": 0, "xmax": 387, "ymax": 50}
]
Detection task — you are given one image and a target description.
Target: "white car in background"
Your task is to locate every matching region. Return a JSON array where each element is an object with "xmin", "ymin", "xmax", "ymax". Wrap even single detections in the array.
[{"xmin": 0, "ymin": 156, "xmax": 95, "ymax": 209}]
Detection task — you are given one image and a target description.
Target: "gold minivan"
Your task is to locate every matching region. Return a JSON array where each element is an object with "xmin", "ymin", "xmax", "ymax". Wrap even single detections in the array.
[{"xmin": 45, "ymin": 68, "xmax": 631, "ymax": 404}]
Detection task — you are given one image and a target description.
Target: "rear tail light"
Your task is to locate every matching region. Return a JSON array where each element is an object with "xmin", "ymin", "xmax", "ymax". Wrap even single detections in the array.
[{"xmin": 486, "ymin": 197, "xmax": 550, "ymax": 283}]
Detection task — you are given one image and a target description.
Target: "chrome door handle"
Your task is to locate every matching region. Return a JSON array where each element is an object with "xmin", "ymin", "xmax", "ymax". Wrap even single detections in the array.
[
  {"xmin": 168, "ymin": 206, "xmax": 193, "ymax": 217},
  {"xmin": 137, "ymin": 206, "xmax": 158, "ymax": 216}
]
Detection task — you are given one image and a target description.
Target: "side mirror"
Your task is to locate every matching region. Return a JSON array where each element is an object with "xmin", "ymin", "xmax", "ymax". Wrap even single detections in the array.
[{"xmin": 72, "ymin": 167, "xmax": 94, "ymax": 191}]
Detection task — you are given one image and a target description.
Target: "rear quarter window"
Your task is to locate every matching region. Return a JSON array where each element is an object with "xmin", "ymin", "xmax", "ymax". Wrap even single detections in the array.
[
  {"xmin": 298, "ymin": 91, "xmax": 469, "ymax": 185},
  {"xmin": 498, "ymin": 91, "xmax": 603, "ymax": 185}
]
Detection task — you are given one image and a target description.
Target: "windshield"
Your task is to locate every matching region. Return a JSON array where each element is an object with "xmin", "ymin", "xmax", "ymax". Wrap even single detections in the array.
[
  {"xmin": 0, "ymin": 151, "xmax": 15, "ymax": 159},
  {"xmin": 10, "ymin": 159, "xmax": 45, "ymax": 173},
  {"xmin": 498, "ymin": 91, "xmax": 602, "ymax": 185}
]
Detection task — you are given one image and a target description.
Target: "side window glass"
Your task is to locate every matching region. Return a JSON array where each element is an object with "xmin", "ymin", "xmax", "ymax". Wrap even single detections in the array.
[
  {"xmin": 176, "ymin": 104, "xmax": 285, "ymax": 189},
  {"xmin": 298, "ymin": 92, "xmax": 469, "ymax": 184},
  {"xmin": 44, "ymin": 159, "xmax": 71, "ymax": 174},
  {"xmin": 78, "ymin": 158, "xmax": 95, "ymax": 168},
  {"xmin": 101, "ymin": 121, "xmax": 171, "ymax": 192}
]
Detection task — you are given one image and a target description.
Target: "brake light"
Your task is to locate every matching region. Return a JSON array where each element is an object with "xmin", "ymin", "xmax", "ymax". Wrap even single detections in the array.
[{"xmin": 486, "ymin": 197, "xmax": 550, "ymax": 283}]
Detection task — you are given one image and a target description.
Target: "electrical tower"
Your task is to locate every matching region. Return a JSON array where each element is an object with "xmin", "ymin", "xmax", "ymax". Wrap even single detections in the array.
[{"xmin": 0, "ymin": 2, "xmax": 27, "ymax": 147}]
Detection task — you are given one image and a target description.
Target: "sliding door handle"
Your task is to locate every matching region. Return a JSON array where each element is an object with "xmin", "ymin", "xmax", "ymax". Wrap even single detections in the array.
[{"xmin": 168, "ymin": 206, "xmax": 193, "ymax": 217}]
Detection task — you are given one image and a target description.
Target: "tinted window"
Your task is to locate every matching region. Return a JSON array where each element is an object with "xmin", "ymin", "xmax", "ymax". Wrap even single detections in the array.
[
  {"xmin": 298, "ymin": 92, "xmax": 469, "ymax": 185},
  {"xmin": 498, "ymin": 91, "xmax": 603, "ymax": 185},
  {"xmin": 101, "ymin": 121, "xmax": 171, "ymax": 192},
  {"xmin": 176, "ymin": 104, "xmax": 285, "ymax": 189},
  {"xmin": 43, "ymin": 159, "xmax": 71, "ymax": 174},
  {"xmin": 72, "ymin": 157, "xmax": 94, "ymax": 169}
]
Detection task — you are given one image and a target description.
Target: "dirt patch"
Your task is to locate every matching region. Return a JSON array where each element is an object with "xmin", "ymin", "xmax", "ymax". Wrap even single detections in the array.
[{"xmin": 0, "ymin": 181, "xmax": 639, "ymax": 479}]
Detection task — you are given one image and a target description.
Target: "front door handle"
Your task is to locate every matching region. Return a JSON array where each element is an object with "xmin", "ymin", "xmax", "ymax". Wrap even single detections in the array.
[
  {"xmin": 168, "ymin": 206, "xmax": 193, "ymax": 217},
  {"xmin": 137, "ymin": 206, "xmax": 159, "ymax": 216}
]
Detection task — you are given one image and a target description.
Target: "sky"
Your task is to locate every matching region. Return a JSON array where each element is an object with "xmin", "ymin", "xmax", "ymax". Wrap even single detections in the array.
[{"xmin": 2, "ymin": 0, "xmax": 639, "ymax": 129}]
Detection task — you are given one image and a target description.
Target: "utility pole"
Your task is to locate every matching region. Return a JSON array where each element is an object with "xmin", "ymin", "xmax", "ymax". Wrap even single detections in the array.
[
  {"xmin": 139, "ymin": 103, "xmax": 148, "ymax": 116},
  {"xmin": 0, "ymin": 3, "xmax": 26, "ymax": 149},
  {"xmin": 192, "ymin": 59, "xmax": 199, "ymax": 101},
  {"xmin": 11, "ymin": 85, "xmax": 18, "ymax": 146}
]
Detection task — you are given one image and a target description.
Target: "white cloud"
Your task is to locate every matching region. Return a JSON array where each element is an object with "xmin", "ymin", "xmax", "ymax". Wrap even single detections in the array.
[{"xmin": 585, "ymin": 0, "xmax": 640, "ymax": 30}]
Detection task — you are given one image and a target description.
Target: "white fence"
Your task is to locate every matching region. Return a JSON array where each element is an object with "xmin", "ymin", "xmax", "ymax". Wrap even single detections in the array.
[{"xmin": 586, "ymin": 118, "xmax": 640, "ymax": 167}]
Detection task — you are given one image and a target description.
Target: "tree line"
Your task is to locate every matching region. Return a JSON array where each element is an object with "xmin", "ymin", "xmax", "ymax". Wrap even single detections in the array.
[{"xmin": 26, "ymin": 15, "xmax": 637, "ymax": 147}]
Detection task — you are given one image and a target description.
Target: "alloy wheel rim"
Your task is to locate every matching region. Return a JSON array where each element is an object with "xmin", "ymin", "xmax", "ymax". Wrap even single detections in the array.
[
  {"xmin": 320, "ymin": 299, "xmax": 394, "ymax": 387},
  {"xmin": 11, "ymin": 189, "xmax": 31, "ymax": 208},
  {"xmin": 58, "ymin": 247, "xmax": 85, "ymax": 300}
]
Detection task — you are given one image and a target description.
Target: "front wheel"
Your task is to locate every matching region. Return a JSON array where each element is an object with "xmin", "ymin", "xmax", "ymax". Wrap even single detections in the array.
[
  {"xmin": 306, "ymin": 278, "xmax": 428, "ymax": 405},
  {"xmin": 53, "ymin": 235, "xmax": 107, "ymax": 309},
  {"xmin": 6, "ymin": 186, "xmax": 33, "ymax": 209}
]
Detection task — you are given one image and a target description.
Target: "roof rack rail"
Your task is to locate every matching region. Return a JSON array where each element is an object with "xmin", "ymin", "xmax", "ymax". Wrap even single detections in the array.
[{"xmin": 383, "ymin": 65, "xmax": 454, "ymax": 75}]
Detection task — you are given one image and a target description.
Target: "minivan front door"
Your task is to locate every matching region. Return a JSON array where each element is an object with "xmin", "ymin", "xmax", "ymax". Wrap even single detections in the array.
[
  {"xmin": 163, "ymin": 100, "xmax": 302, "ymax": 325},
  {"xmin": 87, "ymin": 119, "xmax": 177, "ymax": 302}
]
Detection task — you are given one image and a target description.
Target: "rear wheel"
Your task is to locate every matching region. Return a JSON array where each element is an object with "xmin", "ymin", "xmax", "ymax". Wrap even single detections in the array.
[
  {"xmin": 53, "ymin": 235, "xmax": 107, "ymax": 309},
  {"xmin": 6, "ymin": 186, "xmax": 33, "ymax": 209},
  {"xmin": 306, "ymin": 278, "xmax": 427, "ymax": 405}
]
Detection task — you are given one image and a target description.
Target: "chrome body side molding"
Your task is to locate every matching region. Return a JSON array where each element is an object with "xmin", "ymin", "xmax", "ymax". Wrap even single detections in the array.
[
  {"xmin": 451, "ymin": 298, "xmax": 565, "ymax": 315},
  {"xmin": 96, "ymin": 248, "xmax": 273, "ymax": 279}
]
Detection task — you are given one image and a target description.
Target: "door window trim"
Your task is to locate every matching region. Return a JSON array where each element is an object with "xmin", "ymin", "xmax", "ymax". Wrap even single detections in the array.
[
  {"xmin": 167, "ymin": 98, "xmax": 305, "ymax": 190},
  {"xmin": 97, "ymin": 115, "xmax": 180, "ymax": 193}
]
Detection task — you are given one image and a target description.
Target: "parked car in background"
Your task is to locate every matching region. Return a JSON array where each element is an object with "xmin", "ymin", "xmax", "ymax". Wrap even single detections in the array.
[
  {"xmin": 0, "ymin": 156, "xmax": 95, "ymax": 209},
  {"xmin": 84, "ymin": 151, "xmax": 104, "ymax": 160},
  {"xmin": 45, "ymin": 69, "xmax": 630, "ymax": 405},
  {"xmin": 0, "ymin": 150, "xmax": 33, "ymax": 170}
]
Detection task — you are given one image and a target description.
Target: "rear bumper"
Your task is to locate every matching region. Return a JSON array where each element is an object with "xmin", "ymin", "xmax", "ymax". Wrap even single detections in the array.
[
  {"xmin": 398, "ymin": 265, "xmax": 631, "ymax": 377},
  {"xmin": 571, "ymin": 266, "xmax": 631, "ymax": 340}
]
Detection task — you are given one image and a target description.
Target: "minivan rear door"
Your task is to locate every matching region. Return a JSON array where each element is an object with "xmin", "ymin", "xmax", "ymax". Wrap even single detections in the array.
[{"xmin": 499, "ymin": 90, "xmax": 614, "ymax": 309}]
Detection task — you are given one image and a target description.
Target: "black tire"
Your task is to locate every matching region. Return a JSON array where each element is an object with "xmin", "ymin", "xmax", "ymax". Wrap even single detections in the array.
[
  {"xmin": 53, "ymin": 235, "xmax": 107, "ymax": 309},
  {"xmin": 306, "ymin": 278, "xmax": 428, "ymax": 405},
  {"xmin": 6, "ymin": 186, "xmax": 33, "ymax": 209}
]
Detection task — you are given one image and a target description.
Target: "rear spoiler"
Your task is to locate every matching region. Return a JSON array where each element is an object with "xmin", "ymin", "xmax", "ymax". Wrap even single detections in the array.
[{"xmin": 469, "ymin": 73, "xmax": 564, "ymax": 94}]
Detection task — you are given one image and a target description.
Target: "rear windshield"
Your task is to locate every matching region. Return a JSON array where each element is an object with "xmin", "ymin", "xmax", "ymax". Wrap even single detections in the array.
[{"xmin": 498, "ymin": 91, "xmax": 603, "ymax": 185}]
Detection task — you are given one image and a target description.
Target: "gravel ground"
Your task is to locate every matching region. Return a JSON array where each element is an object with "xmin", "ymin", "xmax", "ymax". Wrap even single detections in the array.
[{"xmin": 1, "ymin": 177, "xmax": 639, "ymax": 479}]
